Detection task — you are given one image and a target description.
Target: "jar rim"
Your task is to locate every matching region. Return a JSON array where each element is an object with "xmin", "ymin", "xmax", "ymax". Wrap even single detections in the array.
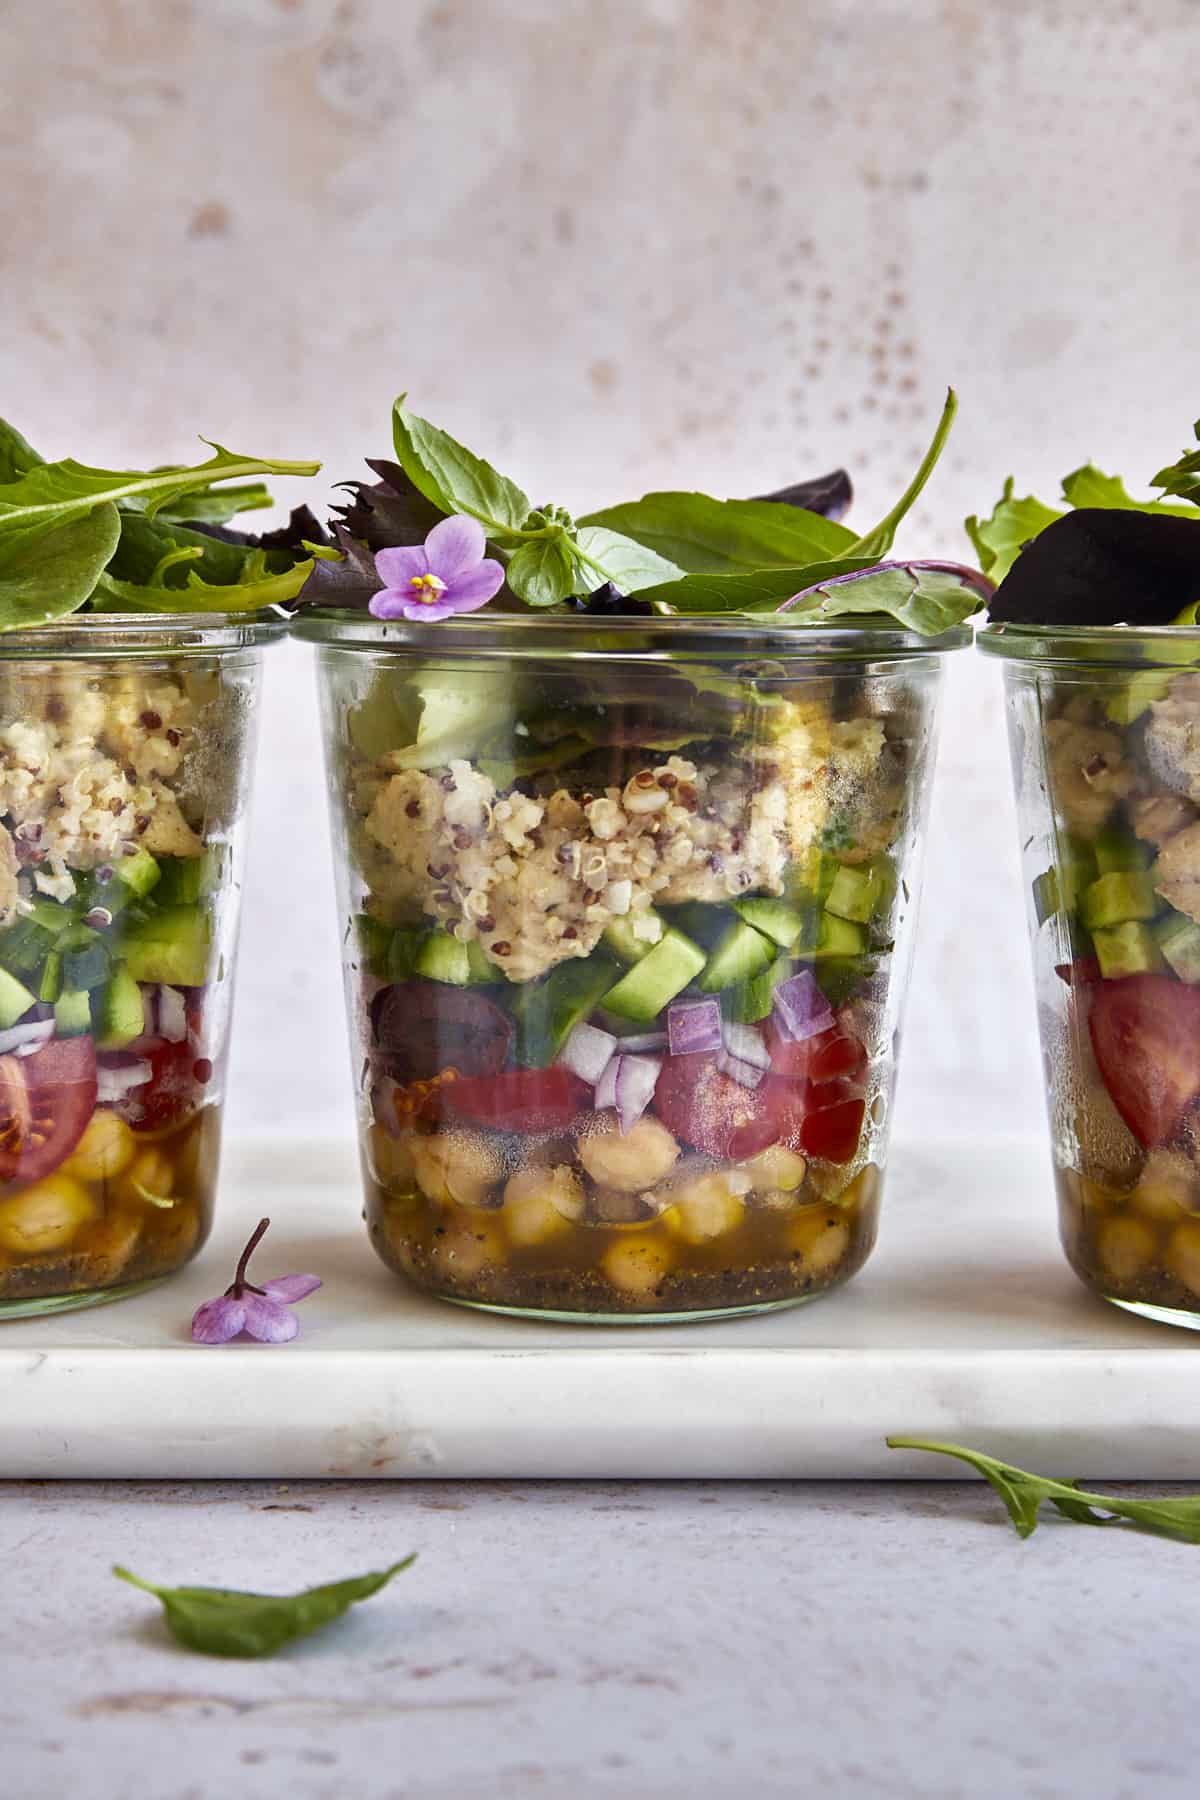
[
  {"xmin": 978, "ymin": 620, "xmax": 1200, "ymax": 670},
  {"xmin": 0, "ymin": 612, "xmax": 288, "ymax": 660},
  {"xmin": 291, "ymin": 607, "xmax": 973, "ymax": 661}
]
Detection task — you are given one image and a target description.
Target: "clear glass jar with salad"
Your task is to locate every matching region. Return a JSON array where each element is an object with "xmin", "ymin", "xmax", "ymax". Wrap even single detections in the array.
[
  {"xmin": 0, "ymin": 421, "xmax": 316, "ymax": 1314},
  {"xmin": 297, "ymin": 391, "xmax": 979, "ymax": 1320},
  {"xmin": 976, "ymin": 422, "xmax": 1200, "ymax": 1328}
]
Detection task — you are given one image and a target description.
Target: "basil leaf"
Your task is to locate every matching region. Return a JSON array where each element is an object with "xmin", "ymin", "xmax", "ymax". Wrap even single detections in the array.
[
  {"xmin": 0, "ymin": 442, "xmax": 319, "ymax": 534},
  {"xmin": 965, "ymin": 479, "xmax": 1063, "ymax": 582},
  {"xmin": 887, "ymin": 1438, "xmax": 1200, "ymax": 1543},
  {"xmin": 633, "ymin": 554, "xmax": 878, "ymax": 614},
  {"xmin": 578, "ymin": 492, "xmax": 854, "ymax": 574},
  {"xmin": 0, "ymin": 504, "xmax": 121, "ymax": 631},
  {"xmin": 0, "ymin": 418, "xmax": 43, "ymax": 484},
  {"xmin": 392, "ymin": 396, "xmax": 529, "ymax": 533},
  {"xmin": 114, "ymin": 1556, "xmax": 417, "ymax": 1658},
  {"xmin": 848, "ymin": 387, "xmax": 958, "ymax": 561},
  {"xmin": 781, "ymin": 560, "xmax": 990, "ymax": 634},
  {"xmin": 506, "ymin": 535, "xmax": 576, "ymax": 608},
  {"xmin": 571, "ymin": 525, "xmax": 683, "ymax": 593}
]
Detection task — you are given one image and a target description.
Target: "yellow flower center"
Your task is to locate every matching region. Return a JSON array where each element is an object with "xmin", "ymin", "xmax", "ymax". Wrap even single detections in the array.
[{"xmin": 409, "ymin": 572, "xmax": 448, "ymax": 602}]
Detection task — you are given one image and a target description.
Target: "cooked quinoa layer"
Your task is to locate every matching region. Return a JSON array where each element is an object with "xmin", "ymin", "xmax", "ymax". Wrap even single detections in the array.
[{"xmin": 351, "ymin": 699, "xmax": 892, "ymax": 983}]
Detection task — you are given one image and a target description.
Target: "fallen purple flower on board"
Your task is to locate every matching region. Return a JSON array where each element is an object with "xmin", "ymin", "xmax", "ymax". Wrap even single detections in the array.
[{"xmin": 191, "ymin": 1217, "xmax": 320, "ymax": 1345}]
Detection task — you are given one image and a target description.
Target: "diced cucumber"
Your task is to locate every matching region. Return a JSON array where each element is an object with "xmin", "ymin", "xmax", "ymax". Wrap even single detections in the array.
[
  {"xmin": 38, "ymin": 950, "xmax": 63, "ymax": 1004},
  {"xmin": 387, "ymin": 927, "xmax": 426, "ymax": 982},
  {"xmin": 1092, "ymin": 921, "xmax": 1164, "ymax": 980},
  {"xmin": 354, "ymin": 913, "xmax": 394, "ymax": 978},
  {"xmin": 1105, "ymin": 671, "xmax": 1171, "ymax": 726},
  {"xmin": 55, "ymin": 987, "xmax": 93, "ymax": 1038},
  {"xmin": 725, "ymin": 956, "xmax": 791, "ymax": 1025},
  {"xmin": 1033, "ymin": 869, "xmax": 1061, "ymax": 927},
  {"xmin": 112, "ymin": 846, "xmax": 162, "ymax": 899},
  {"xmin": 466, "ymin": 938, "xmax": 496, "ymax": 983},
  {"xmin": 123, "ymin": 905, "xmax": 212, "ymax": 988},
  {"xmin": 0, "ymin": 917, "xmax": 56, "ymax": 976},
  {"xmin": 815, "ymin": 914, "xmax": 869, "ymax": 959},
  {"xmin": 0, "ymin": 966, "xmax": 35, "ymax": 1029},
  {"xmin": 824, "ymin": 864, "xmax": 883, "ymax": 926},
  {"xmin": 603, "ymin": 929, "xmax": 707, "ymax": 1023},
  {"xmin": 412, "ymin": 928, "xmax": 496, "ymax": 987},
  {"xmin": 732, "ymin": 896, "xmax": 814, "ymax": 950},
  {"xmin": 603, "ymin": 911, "xmax": 665, "ymax": 966},
  {"xmin": 26, "ymin": 898, "xmax": 79, "ymax": 937},
  {"xmin": 512, "ymin": 955, "xmax": 618, "ymax": 1066},
  {"xmin": 1154, "ymin": 914, "xmax": 1200, "ymax": 985},
  {"xmin": 785, "ymin": 849, "xmax": 840, "ymax": 905},
  {"xmin": 698, "ymin": 920, "xmax": 776, "ymax": 993},
  {"xmin": 815, "ymin": 955, "xmax": 875, "ymax": 1007},
  {"xmin": 657, "ymin": 903, "xmax": 730, "ymax": 950},
  {"xmin": 1080, "ymin": 870, "xmax": 1159, "ymax": 932},
  {"xmin": 94, "ymin": 964, "xmax": 147, "ymax": 1049},
  {"xmin": 1093, "ymin": 828, "xmax": 1151, "ymax": 875},
  {"xmin": 61, "ymin": 928, "xmax": 111, "ymax": 993}
]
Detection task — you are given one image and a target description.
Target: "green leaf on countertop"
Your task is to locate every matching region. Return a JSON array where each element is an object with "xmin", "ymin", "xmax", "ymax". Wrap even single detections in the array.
[
  {"xmin": 847, "ymin": 387, "xmax": 958, "ymax": 561},
  {"xmin": 0, "ymin": 419, "xmax": 44, "ymax": 484},
  {"xmin": 0, "ymin": 503, "xmax": 122, "ymax": 631},
  {"xmin": 570, "ymin": 524, "xmax": 683, "ymax": 593},
  {"xmin": 578, "ymin": 490, "xmax": 855, "ymax": 574},
  {"xmin": 887, "ymin": 1438, "xmax": 1200, "ymax": 1543},
  {"xmin": 392, "ymin": 395, "xmax": 530, "ymax": 534},
  {"xmin": 0, "ymin": 442, "xmax": 320, "ymax": 534},
  {"xmin": 114, "ymin": 1556, "xmax": 417, "ymax": 1658},
  {"xmin": 965, "ymin": 480, "xmax": 1063, "ymax": 582},
  {"xmin": 505, "ymin": 534, "xmax": 577, "ymax": 607}
]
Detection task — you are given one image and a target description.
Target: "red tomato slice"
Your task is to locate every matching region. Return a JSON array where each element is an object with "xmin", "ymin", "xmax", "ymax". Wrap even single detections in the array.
[
  {"xmin": 113, "ymin": 1038, "xmax": 213, "ymax": 1133},
  {"xmin": 1056, "ymin": 957, "xmax": 1102, "ymax": 988},
  {"xmin": 1089, "ymin": 974, "xmax": 1200, "ymax": 1148},
  {"xmin": 423, "ymin": 1066, "xmax": 590, "ymax": 1134},
  {"xmin": 653, "ymin": 1054, "xmax": 807, "ymax": 1160},
  {"xmin": 765, "ymin": 1021, "xmax": 867, "ymax": 1083},
  {"xmin": 0, "ymin": 1036, "xmax": 97, "ymax": 1185},
  {"xmin": 798, "ymin": 1092, "xmax": 868, "ymax": 1164}
]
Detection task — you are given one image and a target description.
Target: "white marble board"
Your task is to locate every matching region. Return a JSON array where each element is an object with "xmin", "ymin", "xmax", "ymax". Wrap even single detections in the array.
[{"xmin": 2, "ymin": 1136, "xmax": 1198, "ymax": 1481}]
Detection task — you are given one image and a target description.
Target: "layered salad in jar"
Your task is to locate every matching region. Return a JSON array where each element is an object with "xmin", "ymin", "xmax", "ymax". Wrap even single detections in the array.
[
  {"xmin": 303, "ymin": 390, "xmax": 981, "ymax": 1318},
  {"xmin": 975, "ymin": 423, "xmax": 1200, "ymax": 1323},
  {"xmin": 0, "ymin": 418, "xmax": 316, "ymax": 1311}
]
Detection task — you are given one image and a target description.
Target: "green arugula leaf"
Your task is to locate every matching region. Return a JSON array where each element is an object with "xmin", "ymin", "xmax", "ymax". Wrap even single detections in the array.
[
  {"xmin": 1152, "ymin": 420, "xmax": 1200, "ymax": 503},
  {"xmin": 965, "ymin": 479, "xmax": 1063, "ymax": 582},
  {"xmin": 114, "ymin": 1556, "xmax": 416, "ymax": 1658},
  {"xmin": 92, "ymin": 551, "xmax": 313, "ymax": 614},
  {"xmin": 632, "ymin": 554, "xmax": 878, "ymax": 614},
  {"xmin": 156, "ymin": 482, "xmax": 274, "ymax": 526},
  {"xmin": 506, "ymin": 535, "xmax": 576, "ymax": 607},
  {"xmin": 781, "ymin": 561, "xmax": 989, "ymax": 634},
  {"xmin": 887, "ymin": 1438, "xmax": 1200, "ymax": 1543},
  {"xmin": 0, "ymin": 419, "xmax": 43, "ymax": 484},
  {"xmin": 392, "ymin": 396, "xmax": 529, "ymax": 534},
  {"xmin": 848, "ymin": 387, "xmax": 958, "ymax": 560},
  {"xmin": 1061, "ymin": 463, "xmax": 1198, "ymax": 518},
  {"xmin": 0, "ymin": 504, "xmax": 122, "ymax": 631},
  {"xmin": 0, "ymin": 442, "xmax": 319, "ymax": 533},
  {"xmin": 578, "ymin": 491, "xmax": 855, "ymax": 574},
  {"xmin": 571, "ymin": 525, "xmax": 683, "ymax": 593}
]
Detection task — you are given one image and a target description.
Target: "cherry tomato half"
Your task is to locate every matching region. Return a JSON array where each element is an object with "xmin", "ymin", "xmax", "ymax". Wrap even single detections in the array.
[{"xmin": 0, "ymin": 1035, "xmax": 97, "ymax": 1185}]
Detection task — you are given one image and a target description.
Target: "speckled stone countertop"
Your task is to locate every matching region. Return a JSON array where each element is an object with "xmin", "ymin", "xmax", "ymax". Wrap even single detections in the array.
[{"xmin": 6, "ymin": 1474, "xmax": 1198, "ymax": 1800}]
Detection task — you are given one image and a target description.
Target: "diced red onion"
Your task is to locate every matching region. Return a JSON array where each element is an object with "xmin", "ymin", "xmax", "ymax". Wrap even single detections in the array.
[
  {"xmin": 96, "ymin": 1057, "xmax": 153, "ymax": 1102},
  {"xmin": 614, "ymin": 1053, "xmax": 662, "ymax": 1135},
  {"xmin": 594, "ymin": 1056, "xmax": 620, "ymax": 1112},
  {"xmin": 716, "ymin": 1047, "xmax": 766, "ymax": 1090},
  {"xmin": 559, "ymin": 1020, "xmax": 617, "ymax": 1085},
  {"xmin": 773, "ymin": 969, "xmax": 834, "ymax": 1043},
  {"xmin": 667, "ymin": 997, "xmax": 722, "ymax": 1057},
  {"xmin": 0, "ymin": 1018, "xmax": 55, "ymax": 1057},
  {"xmin": 721, "ymin": 1020, "xmax": 771, "ymax": 1070},
  {"xmin": 157, "ymin": 985, "xmax": 189, "ymax": 1045},
  {"xmin": 616, "ymin": 1030, "xmax": 667, "ymax": 1053}
]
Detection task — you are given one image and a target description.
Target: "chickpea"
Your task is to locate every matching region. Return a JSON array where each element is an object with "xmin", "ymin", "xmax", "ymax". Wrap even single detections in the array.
[
  {"xmin": 0, "ymin": 1174, "xmax": 97, "ymax": 1255},
  {"xmin": 431, "ymin": 1213, "xmax": 505, "ymax": 1281},
  {"xmin": 1166, "ymin": 1221, "xmax": 1200, "ymax": 1295},
  {"xmin": 120, "ymin": 1147, "xmax": 177, "ymax": 1208},
  {"xmin": 786, "ymin": 1205, "xmax": 851, "ymax": 1277},
  {"xmin": 1096, "ymin": 1214, "xmax": 1157, "ymax": 1285},
  {"xmin": 739, "ymin": 1146, "xmax": 807, "ymax": 1194},
  {"xmin": 578, "ymin": 1116, "xmax": 680, "ymax": 1193},
  {"xmin": 1133, "ymin": 1151, "xmax": 1200, "ymax": 1223},
  {"xmin": 601, "ymin": 1235, "xmax": 673, "ymax": 1298},
  {"xmin": 368, "ymin": 1124, "xmax": 418, "ymax": 1190},
  {"xmin": 839, "ymin": 1162, "xmax": 881, "ymax": 1215},
  {"xmin": 411, "ymin": 1131, "xmax": 504, "ymax": 1209},
  {"xmin": 63, "ymin": 1110, "xmax": 136, "ymax": 1182},
  {"xmin": 664, "ymin": 1174, "xmax": 746, "ymax": 1244},
  {"xmin": 503, "ymin": 1166, "xmax": 585, "ymax": 1246}
]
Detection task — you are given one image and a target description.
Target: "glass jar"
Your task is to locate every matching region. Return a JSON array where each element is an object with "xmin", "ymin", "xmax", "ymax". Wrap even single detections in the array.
[
  {"xmin": 0, "ymin": 615, "xmax": 281, "ymax": 1317},
  {"xmin": 982, "ymin": 623, "xmax": 1200, "ymax": 1329},
  {"xmin": 299, "ymin": 610, "xmax": 968, "ymax": 1322}
]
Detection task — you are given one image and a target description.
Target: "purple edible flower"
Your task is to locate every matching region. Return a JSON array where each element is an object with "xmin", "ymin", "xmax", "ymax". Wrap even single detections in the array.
[
  {"xmin": 190, "ymin": 1218, "xmax": 320, "ymax": 1346},
  {"xmin": 369, "ymin": 514, "xmax": 505, "ymax": 622}
]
